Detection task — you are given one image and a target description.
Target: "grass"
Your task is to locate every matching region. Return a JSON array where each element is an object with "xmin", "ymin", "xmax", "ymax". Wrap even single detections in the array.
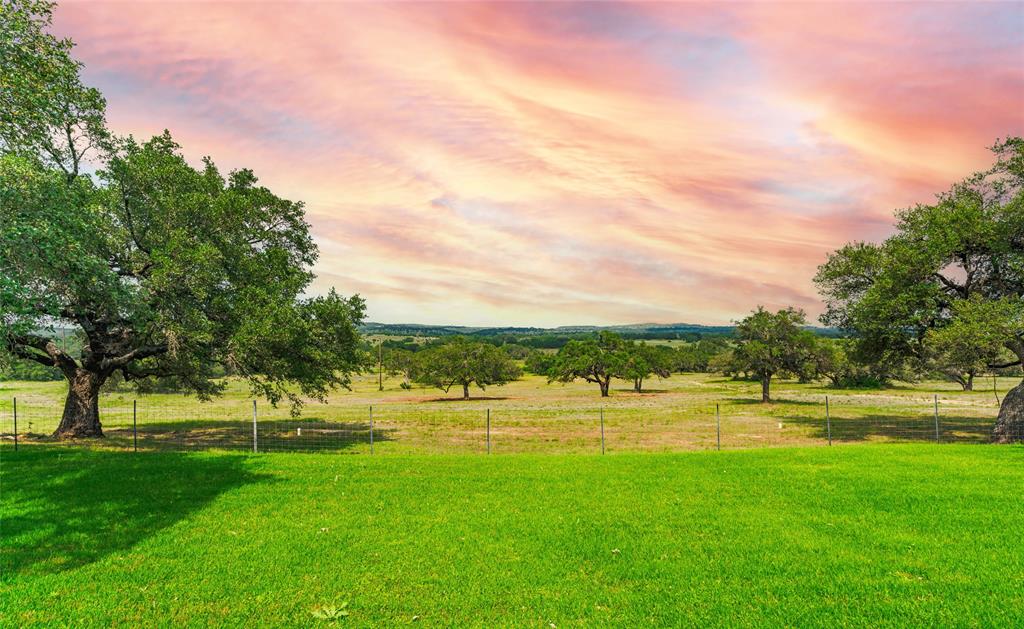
[
  {"xmin": 0, "ymin": 373, "xmax": 1015, "ymax": 453},
  {"xmin": 1, "ymin": 444, "xmax": 1022, "ymax": 626}
]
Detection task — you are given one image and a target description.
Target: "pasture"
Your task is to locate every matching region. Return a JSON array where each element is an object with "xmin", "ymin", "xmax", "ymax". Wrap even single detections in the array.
[
  {"xmin": 2, "ymin": 445, "xmax": 1022, "ymax": 626},
  {"xmin": 0, "ymin": 373, "xmax": 1014, "ymax": 453}
]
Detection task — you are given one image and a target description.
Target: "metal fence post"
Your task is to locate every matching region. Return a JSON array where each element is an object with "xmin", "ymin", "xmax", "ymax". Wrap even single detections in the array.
[
  {"xmin": 826, "ymin": 395, "xmax": 832, "ymax": 446},
  {"xmin": 369, "ymin": 405, "xmax": 374, "ymax": 455},
  {"xmin": 133, "ymin": 399, "xmax": 138, "ymax": 452},
  {"xmin": 252, "ymin": 400, "xmax": 258, "ymax": 453},
  {"xmin": 933, "ymin": 394, "xmax": 940, "ymax": 443},
  {"xmin": 12, "ymin": 397, "xmax": 17, "ymax": 452},
  {"xmin": 600, "ymin": 406, "xmax": 605, "ymax": 455},
  {"xmin": 486, "ymin": 409, "xmax": 491, "ymax": 454},
  {"xmin": 716, "ymin": 403, "xmax": 721, "ymax": 451}
]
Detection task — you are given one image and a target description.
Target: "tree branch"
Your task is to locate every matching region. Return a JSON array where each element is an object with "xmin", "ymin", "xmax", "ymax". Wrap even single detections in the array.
[
  {"xmin": 933, "ymin": 272, "xmax": 967, "ymax": 298},
  {"xmin": 102, "ymin": 344, "xmax": 167, "ymax": 370},
  {"xmin": 11, "ymin": 334, "xmax": 79, "ymax": 376}
]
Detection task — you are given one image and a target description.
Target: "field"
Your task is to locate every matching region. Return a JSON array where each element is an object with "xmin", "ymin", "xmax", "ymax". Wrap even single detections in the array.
[
  {"xmin": 0, "ymin": 373, "xmax": 1016, "ymax": 453},
  {"xmin": 2, "ymin": 445, "xmax": 1022, "ymax": 626}
]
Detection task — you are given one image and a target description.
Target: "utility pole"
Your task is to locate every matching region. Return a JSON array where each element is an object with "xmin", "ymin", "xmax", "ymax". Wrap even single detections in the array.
[{"xmin": 377, "ymin": 341, "xmax": 384, "ymax": 392}]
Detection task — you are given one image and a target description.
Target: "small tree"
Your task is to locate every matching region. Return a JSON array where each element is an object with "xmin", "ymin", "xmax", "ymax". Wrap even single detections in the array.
[
  {"xmin": 925, "ymin": 298, "xmax": 1009, "ymax": 391},
  {"xmin": 548, "ymin": 331, "xmax": 627, "ymax": 397},
  {"xmin": 414, "ymin": 337, "xmax": 521, "ymax": 398},
  {"xmin": 617, "ymin": 343, "xmax": 673, "ymax": 393},
  {"xmin": 733, "ymin": 307, "xmax": 815, "ymax": 402}
]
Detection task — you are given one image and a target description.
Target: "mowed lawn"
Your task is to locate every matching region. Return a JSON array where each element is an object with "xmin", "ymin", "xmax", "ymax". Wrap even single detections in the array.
[{"xmin": 2, "ymin": 445, "xmax": 1022, "ymax": 626}]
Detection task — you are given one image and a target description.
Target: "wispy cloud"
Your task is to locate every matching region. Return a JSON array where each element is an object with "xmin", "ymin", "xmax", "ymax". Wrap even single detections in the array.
[{"xmin": 54, "ymin": 1, "xmax": 1024, "ymax": 325}]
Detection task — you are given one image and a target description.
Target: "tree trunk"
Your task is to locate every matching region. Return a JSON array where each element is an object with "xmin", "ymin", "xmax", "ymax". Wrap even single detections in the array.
[
  {"xmin": 599, "ymin": 378, "xmax": 610, "ymax": 397},
  {"xmin": 634, "ymin": 377, "xmax": 642, "ymax": 393},
  {"xmin": 964, "ymin": 372, "xmax": 974, "ymax": 392},
  {"xmin": 54, "ymin": 369, "xmax": 105, "ymax": 439},
  {"xmin": 462, "ymin": 382, "xmax": 470, "ymax": 399},
  {"xmin": 761, "ymin": 374, "xmax": 771, "ymax": 403},
  {"xmin": 992, "ymin": 379, "xmax": 1024, "ymax": 443}
]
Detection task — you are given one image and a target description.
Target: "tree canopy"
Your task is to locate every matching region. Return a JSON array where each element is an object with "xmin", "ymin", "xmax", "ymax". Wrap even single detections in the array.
[
  {"xmin": 732, "ymin": 307, "xmax": 815, "ymax": 403},
  {"xmin": 616, "ymin": 342, "xmax": 674, "ymax": 393},
  {"xmin": 548, "ymin": 331, "xmax": 628, "ymax": 397},
  {"xmin": 413, "ymin": 337, "xmax": 521, "ymax": 398}
]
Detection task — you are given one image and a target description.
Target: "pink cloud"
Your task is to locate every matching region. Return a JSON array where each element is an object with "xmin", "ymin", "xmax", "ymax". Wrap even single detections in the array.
[{"xmin": 52, "ymin": 1, "xmax": 1024, "ymax": 326}]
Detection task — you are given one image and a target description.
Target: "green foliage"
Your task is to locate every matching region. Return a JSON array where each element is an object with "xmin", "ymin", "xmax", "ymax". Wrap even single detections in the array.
[
  {"xmin": 731, "ymin": 307, "xmax": 816, "ymax": 401},
  {"xmin": 816, "ymin": 138, "xmax": 1024, "ymax": 384},
  {"xmin": 925, "ymin": 297, "xmax": 1020, "ymax": 388},
  {"xmin": 673, "ymin": 337, "xmax": 730, "ymax": 372},
  {"xmin": 548, "ymin": 331, "xmax": 628, "ymax": 396},
  {"xmin": 616, "ymin": 342, "xmax": 674, "ymax": 392},
  {"xmin": 0, "ymin": 357, "xmax": 62, "ymax": 381},
  {"xmin": 413, "ymin": 337, "xmax": 521, "ymax": 397},
  {"xmin": 0, "ymin": 0, "xmax": 110, "ymax": 176},
  {"xmin": 523, "ymin": 349, "xmax": 556, "ymax": 376}
]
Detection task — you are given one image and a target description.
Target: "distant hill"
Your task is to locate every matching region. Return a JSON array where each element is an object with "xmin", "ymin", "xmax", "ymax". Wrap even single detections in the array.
[{"xmin": 359, "ymin": 322, "xmax": 843, "ymax": 340}]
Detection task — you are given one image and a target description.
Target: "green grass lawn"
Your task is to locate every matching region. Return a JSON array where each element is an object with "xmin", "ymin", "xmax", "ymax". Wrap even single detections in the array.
[{"xmin": 2, "ymin": 444, "xmax": 1022, "ymax": 626}]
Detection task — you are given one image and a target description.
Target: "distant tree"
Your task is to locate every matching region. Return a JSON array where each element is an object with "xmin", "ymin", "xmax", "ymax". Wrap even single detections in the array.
[
  {"xmin": 524, "ymin": 349, "xmax": 556, "ymax": 376},
  {"xmin": 377, "ymin": 347, "xmax": 417, "ymax": 388},
  {"xmin": 0, "ymin": 357, "xmax": 62, "ymax": 381},
  {"xmin": 815, "ymin": 138, "xmax": 1024, "ymax": 441},
  {"xmin": 501, "ymin": 343, "xmax": 531, "ymax": 360},
  {"xmin": 732, "ymin": 307, "xmax": 815, "ymax": 403},
  {"xmin": 708, "ymin": 348, "xmax": 741, "ymax": 378},
  {"xmin": 1, "ymin": 1, "xmax": 365, "ymax": 438},
  {"xmin": 674, "ymin": 337, "xmax": 730, "ymax": 373},
  {"xmin": 617, "ymin": 343, "xmax": 674, "ymax": 393},
  {"xmin": 926, "ymin": 298, "xmax": 1018, "ymax": 391},
  {"xmin": 548, "ymin": 331, "xmax": 627, "ymax": 397},
  {"xmin": 414, "ymin": 337, "xmax": 521, "ymax": 398}
]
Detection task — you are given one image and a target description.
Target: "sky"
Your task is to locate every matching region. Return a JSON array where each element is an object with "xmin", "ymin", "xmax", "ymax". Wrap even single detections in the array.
[{"xmin": 54, "ymin": 1, "xmax": 1024, "ymax": 327}]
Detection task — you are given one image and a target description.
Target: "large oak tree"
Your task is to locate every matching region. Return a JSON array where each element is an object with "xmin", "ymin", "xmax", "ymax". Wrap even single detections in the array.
[
  {"xmin": 815, "ymin": 138, "xmax": 1024, "ymax": 442},
  {"xmin": 1, "ymin": 0, "xmax": 365, "ymax": 438}
]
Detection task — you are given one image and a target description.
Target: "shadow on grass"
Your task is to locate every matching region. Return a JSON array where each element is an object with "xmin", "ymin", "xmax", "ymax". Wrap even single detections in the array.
[
  {"xmin": 729, "ymin": 398, "xmax": 821, "ymax": 407},
  {"xmin": 0, "ymin": 448, "xmax": 270, "ymax": 577},
  {"xmin": 423, "ymin": 396, "xmax": 511, "ymax": 403},
  {"xmin": 782, "ymin": 413, "xmax": 994, "ymax": 443},
  {"xmin": 18, "ymin": 418, "xmax": 393, "ymax": 453}
]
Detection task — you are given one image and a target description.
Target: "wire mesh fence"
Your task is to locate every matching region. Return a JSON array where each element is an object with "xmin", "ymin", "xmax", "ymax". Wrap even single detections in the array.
[{"xmin": 0, "ymin": 391, "xmax": 1015, "ymax": 455}]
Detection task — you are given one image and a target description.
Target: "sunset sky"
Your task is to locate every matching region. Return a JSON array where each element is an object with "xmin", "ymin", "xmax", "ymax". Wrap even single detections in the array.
[{"xmin": 54, "ymin": 1, "xmax": 1024, "ymax": 327}]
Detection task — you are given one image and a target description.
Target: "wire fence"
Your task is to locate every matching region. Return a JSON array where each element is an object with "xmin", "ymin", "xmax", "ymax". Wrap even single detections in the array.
[{"xmin": 0, "ymin": 392, "xmax": 1015, "ymax": 455}]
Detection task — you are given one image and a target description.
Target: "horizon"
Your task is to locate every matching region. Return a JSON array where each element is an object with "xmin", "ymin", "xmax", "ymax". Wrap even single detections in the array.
[{"xmin": 54, "ymin": 1, "xmax": 1024, "ymax": 327}]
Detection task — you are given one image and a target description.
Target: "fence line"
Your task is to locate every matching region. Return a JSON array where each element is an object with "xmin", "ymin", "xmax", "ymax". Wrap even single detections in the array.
[{"xmin": 0, "ymin": 393, "xmax": 1015, "ymax": 455}]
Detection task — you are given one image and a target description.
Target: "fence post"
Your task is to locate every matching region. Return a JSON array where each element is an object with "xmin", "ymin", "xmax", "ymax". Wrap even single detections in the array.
[
  {"xmin": 600, "ymin": 406, "xmax": 605, "ymax": 455},
  {"xmin": 486, "ymin": 409, "xmax": 491, "ymax": 454},
  {"xmin": 826, "ymin": 395, "xmax": 832, "ymax": 446},
  {"xmin": 133, "ymin": 399, "xmax": 138, "ymax": 452},
  {"xmin": 12, "ymin": 397, "xmax": 17, "ymax": 452},
  {"xmin": 933, "ymin": 394, "xmax": 940, "ymax": 443},
  {"xmin": 369, "ymin": 405, "xmax": 374, "ymax": 455},
  {"xmin": 252, "ymin": 400, "xmax": 258, "ymax": 453},
  {"xmin": 716, "ymin": 403, "xmax": 721, "ymax": 451}
]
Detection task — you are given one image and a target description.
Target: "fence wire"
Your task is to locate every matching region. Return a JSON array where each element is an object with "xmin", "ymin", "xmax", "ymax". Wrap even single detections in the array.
[{"xmin": 0, "ymin": 392, "xmax": 1016, "ymax": 455}]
